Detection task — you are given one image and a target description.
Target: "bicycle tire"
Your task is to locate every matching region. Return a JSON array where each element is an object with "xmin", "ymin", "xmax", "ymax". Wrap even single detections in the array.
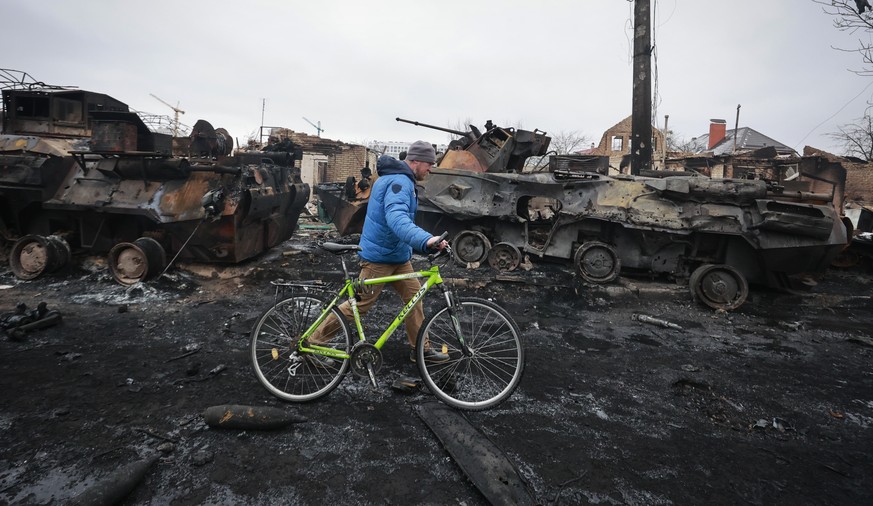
[
  {"xmin": 415, "ymin": 297, "xmax": 524, "ymax": 410},
  {"xmin": 250, "ymin": 296, "xmax": 351, "ymax": 402}
]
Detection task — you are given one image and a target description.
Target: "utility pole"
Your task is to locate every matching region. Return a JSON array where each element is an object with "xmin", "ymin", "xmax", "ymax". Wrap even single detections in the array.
[
  {"xmin": 662, "ymin": 114, "xmax": 669, "ymax": 166},
  {"xmin": 630, "ymin": 0, "xmax": 652, "ymax": 175}
]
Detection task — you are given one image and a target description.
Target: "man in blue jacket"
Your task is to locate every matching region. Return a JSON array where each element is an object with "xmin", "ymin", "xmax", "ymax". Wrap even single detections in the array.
[{"xmin": 311, "ymin": 140, "xmax": 448, "ymax": 363}]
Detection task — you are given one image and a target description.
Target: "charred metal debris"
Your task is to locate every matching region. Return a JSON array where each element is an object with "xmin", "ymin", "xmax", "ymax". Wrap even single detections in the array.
[
  {"xmin": 316, "ymin": 118, "xmax": 864, "ymax": 311},
  {"xmin": 0, "ymin": 73, "xmax": 310, "ymax": 285},
  {"xmin": 0, "ymin": 301, "xmax": 61, "ymax": 341}
]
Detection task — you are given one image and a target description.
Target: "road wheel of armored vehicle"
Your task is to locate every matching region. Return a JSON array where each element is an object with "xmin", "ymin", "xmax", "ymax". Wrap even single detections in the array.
[
  {"xmin": 488, "ymin": 242, "xmax": 522, "ymax": 272},
  {"xmin": 108, "ymin": 237, "xmax": 167, "ymax": 285},
  {"xmin": 452, "ymin": 230, "xmax": 491, "ymax": 266},
  {"xmin": 689, "ymin": 264, "xmax": 749, "ymax": 311},
  {"xmin": 574, "ymin": 241, "xmax": 621, "ymax": 283},
  {"xmin": 9, "ymin": 235, "xmax": 71, "ymax": 280}
]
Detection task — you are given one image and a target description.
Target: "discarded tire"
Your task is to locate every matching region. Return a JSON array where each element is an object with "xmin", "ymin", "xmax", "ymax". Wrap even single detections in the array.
[
  {"xmin": 9, "ymin": 235, "xmax": 71, "ymax": 280},
  {"xmin": 108, "ymin": 237, "xmax": 167, "ymax": 285}
]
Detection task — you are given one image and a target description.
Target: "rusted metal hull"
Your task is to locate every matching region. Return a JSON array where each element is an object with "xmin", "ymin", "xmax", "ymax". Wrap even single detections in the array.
[
  {"xmin": 313, "ymin": 118, "xmax": 851, "ymax": 307},
  {"xmin": 416, "ymin": 165, "xmax": 849, "ymax": 291},
  {"xmin": 37, "ymin": 158, "xmax": 309, "ymax": 263},
  {"xmin": 314, "ymin": 182, "xmax": 369, "ymax": 237},
  {"xmin": 1, "ymin": 85, "xmax": 309, "ymax": 280},
  {"xmin": 315, "ymin": 121, "xmax": 551, "ymax": 236}
]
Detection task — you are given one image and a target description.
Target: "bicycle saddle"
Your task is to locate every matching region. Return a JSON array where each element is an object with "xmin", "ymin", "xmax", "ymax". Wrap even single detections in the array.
[{"xmin": 321, "ymin": 242, "xmax": 362, "ymax": 254}]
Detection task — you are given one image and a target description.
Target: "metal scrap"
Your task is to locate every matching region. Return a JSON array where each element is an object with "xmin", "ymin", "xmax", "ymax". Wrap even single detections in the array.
[
  {"xmin": 632, "ymin": 313, "xmax": 683, "ymax": 330},
  {"xmin": 416, "ymin": 402, "xmax": 536, "ymax": 506},
  {"xmin": 0, "ymin": 302, "xmax": 62, "ymax": 341}
]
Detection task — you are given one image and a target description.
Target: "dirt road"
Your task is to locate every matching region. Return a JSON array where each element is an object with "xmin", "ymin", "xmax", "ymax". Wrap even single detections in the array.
[{"xmin": 1, "ymin": 233, "xmax": 871, "ymax": 505}]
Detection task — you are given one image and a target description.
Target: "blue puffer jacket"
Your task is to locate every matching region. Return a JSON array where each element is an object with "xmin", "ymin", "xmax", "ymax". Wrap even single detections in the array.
[{"xmin": 358, "ymin": 156, "xmax": 433, "ymax": 264}]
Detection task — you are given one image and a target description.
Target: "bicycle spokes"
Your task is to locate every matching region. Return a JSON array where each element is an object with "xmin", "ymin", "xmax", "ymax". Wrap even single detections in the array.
[
  {"xmin": 251, "ymin": 296, "xmax": 352, "ymax": 402},
  {"xmin": 416, "ymin": 298, "xmax": 524, "ymax": 410}
]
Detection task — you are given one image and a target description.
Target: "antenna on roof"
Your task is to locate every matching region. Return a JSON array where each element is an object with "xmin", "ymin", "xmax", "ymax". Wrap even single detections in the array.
[{"xmin": 733, "ymin": 104, "xmax": 741, "ymax": 154}]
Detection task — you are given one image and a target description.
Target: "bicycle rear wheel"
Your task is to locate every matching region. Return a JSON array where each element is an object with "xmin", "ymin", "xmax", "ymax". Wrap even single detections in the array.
[
  {"xmin": 416, "ymin": 297, "xmax": 524, "ymax": 410},
  {"xmin": 251, "ymin": 296, "xmax": 351, "ymax": 402}
]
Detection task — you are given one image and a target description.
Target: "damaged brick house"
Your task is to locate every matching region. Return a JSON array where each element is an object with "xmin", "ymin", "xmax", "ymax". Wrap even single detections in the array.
[
  {"xmin": 588, "ymin": 115, "xmax": 667, "ymax": 173},
  {"xmin": 805, "ymin": 146, "xmax": 873, "ymax": 205},
  {"xmin": 688, "ymin": 119, "xmax": 797, "ymax": 158},
  {"xmin": 258, "ymin": 128, "xmax": 377, "ymax": 200},
  {"xmin": 663, "ymin": 119, "xmax": 799, "ymax": 179}
]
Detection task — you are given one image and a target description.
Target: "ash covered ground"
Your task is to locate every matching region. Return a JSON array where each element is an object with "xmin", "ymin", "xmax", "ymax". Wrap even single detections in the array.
[{"xmin": 1, "ymin": 230, "xmax": 872, "ymax": 505}]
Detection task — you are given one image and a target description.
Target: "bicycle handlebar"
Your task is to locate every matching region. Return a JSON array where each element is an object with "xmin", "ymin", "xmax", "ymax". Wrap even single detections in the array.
[{"xmin": 428, "ymin": 232, "xmax": 451, "ymax": 263}]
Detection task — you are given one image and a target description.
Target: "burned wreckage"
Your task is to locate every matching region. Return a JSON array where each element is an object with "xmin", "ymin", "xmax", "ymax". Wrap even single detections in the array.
[
  {"xmin": 318, "ymin": 119, "xmax": 850, "ymax": 311},
  {"xmin": 0, "ymin": 77, "xmax": 309, "ymax": 284}
]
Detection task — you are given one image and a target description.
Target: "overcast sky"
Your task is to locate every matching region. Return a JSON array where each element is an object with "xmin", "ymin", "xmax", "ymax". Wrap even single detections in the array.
[{"xmin": 5, "ymin": 1, "xmax": 870, "ymax": 154}]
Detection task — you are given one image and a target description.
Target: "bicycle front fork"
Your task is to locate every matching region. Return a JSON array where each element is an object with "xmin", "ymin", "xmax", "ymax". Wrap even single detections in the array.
[{"xmin": 440, "ymin": 287, "xmax": 472, "ymax": 357}]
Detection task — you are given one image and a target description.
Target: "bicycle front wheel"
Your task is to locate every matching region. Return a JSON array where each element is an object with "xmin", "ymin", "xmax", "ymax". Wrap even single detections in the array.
[
  {"xmin": 416, "ymin": 297, "xmax": 524, "ymax": 410},
  {"xmin": 250, "ymin": 296, "xmax": 351, "ymax": 402}
]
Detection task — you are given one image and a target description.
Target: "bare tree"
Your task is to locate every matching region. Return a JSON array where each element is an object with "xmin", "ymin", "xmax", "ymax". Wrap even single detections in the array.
[
  {"xmin": 813, "ymin": 0, "xmax": 873, "ymax": 75},
  {"xmin": 829, "ymin": 113, "xmax": 873, "ymax": 160},
  {"xmin": 524, "ymin": 130, "xmax": 591, "ymax": 172},
  {"xmin": 444, "ymin": 117, "xmax": 477, "ymax": 143},
  {"xmin": 665, "ymin": 132, "xmax": 701, "ymax": 153},
  {"xmin": 548, "ymin": 130, "xmax": 592, "ymax": 155}
]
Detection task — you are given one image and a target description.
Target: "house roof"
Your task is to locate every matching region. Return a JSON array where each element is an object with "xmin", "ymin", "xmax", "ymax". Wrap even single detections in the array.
[{"xmin": 690, "ymin": 127, "xmax": 796, "ymax": 156}]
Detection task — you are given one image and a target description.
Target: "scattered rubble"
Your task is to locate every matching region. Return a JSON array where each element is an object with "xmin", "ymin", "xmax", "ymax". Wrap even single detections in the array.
[
  {"xmin": 202, "ymin": 405, "xmax": 307, "ymax": 430},
  {"xmin": 1, "ymin": 231, "xmax": 869, "ymax": 504}
]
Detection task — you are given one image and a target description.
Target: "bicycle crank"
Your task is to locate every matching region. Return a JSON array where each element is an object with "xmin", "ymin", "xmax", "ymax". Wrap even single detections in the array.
[{"xmin": 349, "ymin": 342, "xmax": 383, "ymax": 383}]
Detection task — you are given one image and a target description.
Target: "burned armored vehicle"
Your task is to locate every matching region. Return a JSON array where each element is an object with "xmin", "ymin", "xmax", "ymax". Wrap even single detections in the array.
[
  {"xmin": 0, "ymin": 79, "xmax": 309, "ymax": 284},
  {"xmin": 416, "ymin": 158, "xmax": 849, "ymax": 310},
  {"xmin": 314, "ymin": 165, "xmax": 373, "ymax": 237},
  {"xmin": 313, "ymin": 118, "xmax": 552, "ymax": 236},
  {"xmin": 313, "ymin": 117, "xmax": 849, "ymax": 310}
]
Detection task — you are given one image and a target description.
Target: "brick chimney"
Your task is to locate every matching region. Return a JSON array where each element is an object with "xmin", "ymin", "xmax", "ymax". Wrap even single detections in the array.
[{"xmin": 708, "ymin": 119, "xmax": 726, "ymax": 150}]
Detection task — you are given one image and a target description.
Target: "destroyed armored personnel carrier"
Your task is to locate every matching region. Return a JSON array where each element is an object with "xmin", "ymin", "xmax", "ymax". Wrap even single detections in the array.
[
  {"xmin": 416, "ymin": 163, "xmax": 849, "ymax": 310},
  {"xmin": 317, "ymin": 117, "xmax": 850, "ymax": 310},
  {"xmin": 314, "ymin": 118, "xmax": 552, "ymax": 236},
  {"xmin": 0, "ymin": 78, "xmax": 309, "ymax": 284}
]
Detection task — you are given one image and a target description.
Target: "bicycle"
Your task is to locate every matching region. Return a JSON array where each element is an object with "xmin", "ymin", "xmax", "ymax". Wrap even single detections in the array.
[{"xmin": 250, "ymin": 233, "xmax": 525, "ymax": 410}]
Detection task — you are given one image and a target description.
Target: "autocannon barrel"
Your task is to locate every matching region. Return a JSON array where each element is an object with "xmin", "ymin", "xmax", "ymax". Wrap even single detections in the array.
[
  {"xmin": 396, "ymin": 117, "xmax": 467, "ymax": 137},
  {"xmin": 188, "ymin": 164, "xmax": 242, "ymax": 175}
]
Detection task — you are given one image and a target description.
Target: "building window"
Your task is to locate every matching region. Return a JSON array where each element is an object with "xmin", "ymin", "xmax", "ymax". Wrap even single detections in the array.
[{"xmin": 611, "ymin": 136, "xmax": 624, "ymax": 152}]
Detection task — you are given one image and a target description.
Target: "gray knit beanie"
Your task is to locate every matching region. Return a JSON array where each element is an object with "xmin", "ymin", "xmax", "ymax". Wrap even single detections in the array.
[{"xmin": 406, "ymin": 140, "xmax": 436, "ymax": 164}]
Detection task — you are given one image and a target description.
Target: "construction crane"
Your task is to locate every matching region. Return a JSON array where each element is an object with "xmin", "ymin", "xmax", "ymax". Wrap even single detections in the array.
[
  {"xmin": 302, "ymin": 117, "xmax": 324, "ymax": 137},
  {"xmin": 150, "ymin": 93, "xmax": 185, "ymax": 137}
]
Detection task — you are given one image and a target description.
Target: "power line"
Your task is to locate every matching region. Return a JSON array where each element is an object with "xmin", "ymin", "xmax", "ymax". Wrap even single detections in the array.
[{"xmin": 793, "ymin": 78, "xmax": 873, "ymax": 149}]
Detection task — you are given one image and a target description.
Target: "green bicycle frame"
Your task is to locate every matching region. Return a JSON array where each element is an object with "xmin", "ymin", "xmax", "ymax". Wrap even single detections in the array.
[{"xmin": 297, "ymin": 265, "xmax": 447, "ymax": 360}]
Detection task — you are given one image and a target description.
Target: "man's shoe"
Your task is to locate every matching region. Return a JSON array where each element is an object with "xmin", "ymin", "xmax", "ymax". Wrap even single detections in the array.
[
  {"xmin": 410, "ymin": 348, "xmax": 449, "ymax": 364},
  {"xmin": 307, "ymin": 353, "xmax": 336, "ymax": 369}
]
